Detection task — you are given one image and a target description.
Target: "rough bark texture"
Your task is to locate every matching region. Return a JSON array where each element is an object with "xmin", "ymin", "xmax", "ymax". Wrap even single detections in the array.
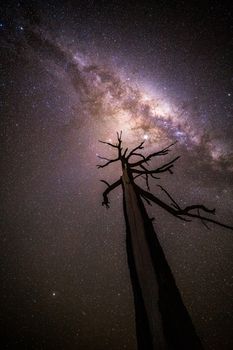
[{"xmin": 122, "ymin": 166, "xmax": 203, "ymax": 350}]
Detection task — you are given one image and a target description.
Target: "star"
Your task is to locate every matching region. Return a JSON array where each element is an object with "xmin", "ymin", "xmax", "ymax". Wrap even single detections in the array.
[{"xmin": 1, "ymin": 1, "xmax": 233, "ymax": 349}]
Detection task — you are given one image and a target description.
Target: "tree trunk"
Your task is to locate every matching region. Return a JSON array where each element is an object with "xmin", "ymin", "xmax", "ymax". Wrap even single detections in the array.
[{"xmin": 122, "ymin": 166, "xmax": 203, "ymax": 350}]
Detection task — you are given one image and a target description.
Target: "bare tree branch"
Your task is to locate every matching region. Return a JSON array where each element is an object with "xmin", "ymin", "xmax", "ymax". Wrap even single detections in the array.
[
  {"xmin": 136, "ymin": 185, "xmax": 191, "ymax": 222},
  {"xmin": 127, "ymin": 141, "xmax": 145, "ymax": 159},
  {"xmin": 97, "ymin": 156, "xmax": 112, "ymax": 161},
  {"xmin": 136, "ymin": 184, "xmax": 233, "ymax": 230},
  {"xmin": 98, "ymin": 132, "xmax": 233, "ymax": 230},
  {"xmin": 101, "ymin": 178, "xmax": 122, "ymax": 208},
  {"xmin": 132, "ymin": 156, "xmax": 180, "ymax": 177},
  {"xmin": 97, "ymin": 157, "xmax": 120, "ymax": 169},
  {"xmin": 133, "ymin": 171, "xmax": 160, "ymax": 180},
  {"xmin": 129, "ymin": 141, "xmax": 177, "ymax": 167},
  {"xmin": 97, "ymin": 131, "xmax": 124, "ymax": 168},
  {"xmin": 98, "ymin": 140, "xmax": 119, "ymax": 148},
  {"xmin": 141, "ymin": 192, "xmax": 152, "ymax": 206},
  {"xmin": 198, "ymin": 208, "xmax": 210, "ymax": 230},
  {"xmin": 123, "ymin": 148, "xmax": 128, "ymax": 158},
  {"xmin": 182, "ymin": 212, "xmax": 233, "ymax": 230},
  {"xmin": 115, "ymin": 131, "xmax": 123, "ymax": 158},
  {"xmin": 142, "ymin": 174, "xmax": 150, "ymax": 191},
  {"xmin": 117, "ymin": 130, "xmax": 122, "ymax": 142},
  {"xmin": 133, "ymin": 173, "xmax": 142, "ymax": 180},
  {"xmin": 157, "ymin": 185, "xmax": 181, "ymax": 210},
  {"xmin": 131, "ymin": 152, "xmax": 148, "ymax": 164},
  {"xmin": 100, "ymin": 179, "xmax": 110, "ymax": 187},
  {"xmin": 181, "ymin": 205, "xmax": 215, "ymax": 215}
]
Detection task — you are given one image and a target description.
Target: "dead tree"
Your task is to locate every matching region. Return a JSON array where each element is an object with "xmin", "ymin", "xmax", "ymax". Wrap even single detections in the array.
[{"xmin": 97, "ymin": 131, "xmax": 233, "ymax": 350}]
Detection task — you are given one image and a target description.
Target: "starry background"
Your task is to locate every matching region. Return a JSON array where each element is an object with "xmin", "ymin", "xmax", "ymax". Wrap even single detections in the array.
[{"xmin": 1, "ymin": 0, "xmax": 233, "ymax": 349}]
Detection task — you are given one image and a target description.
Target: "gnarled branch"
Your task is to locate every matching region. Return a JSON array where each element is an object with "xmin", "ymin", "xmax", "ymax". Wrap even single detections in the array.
[
  {"xmin": 127, "ymin": 141, "xmax": 145, "ymax": 160},
  {"xmin": 136, "ymin": 185, "xmax": 191, "ymax": 222},
  {"xmin": 98, "ymin": 140, "xmax": 119, "ymax": 148},
  {"xmin": 132, "ymin": 156, "xmax": 180, "ymax": 178},
  {"xmin": 97, "ymin": 156, "xmax": 120, "ymax": 169},
  {"xmin": 129, "ymin": 141, "xmax": 177, "ymax": 167},
  {"xmin": 101, "ymin": 178, "xmax": 122, "ymax": 208},
  {"xmin": 98, "ymin": 131, "xmax": 123, "ymax": 163},
  {"xmin": 157, "ymin": 185, "xmax": 181, "ymax": 210},
  {"xmin": 136, "ymin": 185, "xmax": 233, "ymax": 230},
  {"xmin": 97, "ymin": 132, "xmax": 233, "ymax": 231}
]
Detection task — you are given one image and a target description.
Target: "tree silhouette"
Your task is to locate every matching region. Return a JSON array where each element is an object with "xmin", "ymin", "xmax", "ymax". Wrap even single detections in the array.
[{"xmin": 97, "ymin": 131, "xmax": 233, "ymax": 350}]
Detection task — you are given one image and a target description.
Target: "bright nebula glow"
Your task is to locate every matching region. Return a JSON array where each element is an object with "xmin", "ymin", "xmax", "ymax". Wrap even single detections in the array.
[{"xmin": 16, "ymin": 25, "xmax": 233, "ymax": 173}]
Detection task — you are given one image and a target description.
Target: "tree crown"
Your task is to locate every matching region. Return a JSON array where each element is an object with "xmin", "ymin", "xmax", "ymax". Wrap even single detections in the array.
[{"xmin": 97, "ymin": 132, "xmax": 233, "ymax": 231}]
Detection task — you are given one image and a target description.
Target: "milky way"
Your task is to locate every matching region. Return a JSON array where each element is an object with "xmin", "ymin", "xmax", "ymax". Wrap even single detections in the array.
[
  {"xmin": 1, "ymin": 1, "xmax": 233, "ymax": 350},
  {"xmin": 17, "ymin": 24, "xmax": 233, "ymax": 172}
]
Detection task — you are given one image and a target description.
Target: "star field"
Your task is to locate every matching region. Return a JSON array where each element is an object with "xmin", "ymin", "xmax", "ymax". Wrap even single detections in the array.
[{"xmin": 1, "ymin": 1, "xmax": 233, "ymax": 349}]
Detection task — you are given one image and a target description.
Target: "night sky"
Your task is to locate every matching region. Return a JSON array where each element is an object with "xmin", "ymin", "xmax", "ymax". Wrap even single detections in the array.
[{"xmin": 1, "ymin": 1, "xmax": 233, "ymax": 349}]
